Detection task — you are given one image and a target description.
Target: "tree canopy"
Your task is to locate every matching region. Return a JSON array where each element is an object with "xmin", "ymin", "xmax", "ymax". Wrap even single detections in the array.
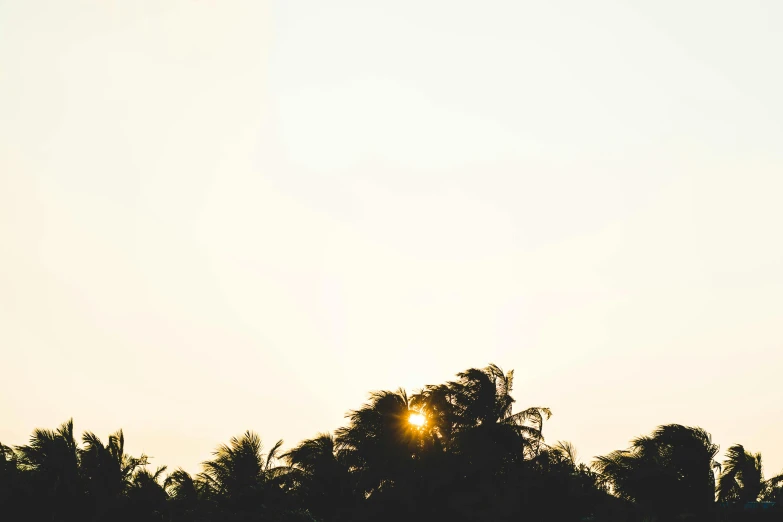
[{"xmin": 1, "ymin": 363, "xmax": 781, "ymax": 522}]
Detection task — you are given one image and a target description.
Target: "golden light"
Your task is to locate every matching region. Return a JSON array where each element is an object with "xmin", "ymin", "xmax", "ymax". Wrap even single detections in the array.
[{"xmin": 408, "ymin": 412, "xmax": 426, "ymax": 427}]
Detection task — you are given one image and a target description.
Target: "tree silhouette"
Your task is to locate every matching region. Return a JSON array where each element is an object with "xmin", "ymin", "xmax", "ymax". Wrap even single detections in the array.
[
  {"xmin": 80, "ymin": 429, "xmax": 148, "ymax": 519},
  {"xmin": 125, "ymin": 465, "xmax": 168, "ymax": 521},
  {"xmin": 335, "ymin": 388, "xmax": 425, "ymax": 501},
  {"xmin": 594, "ymin": 424, "xmax": 720, "ymax": 521},
  {"xmin": 411, "ymin": 364, "xmax": 550, "ymax": 460},
  {"xmin": 718, "ymin": 444, "xmax": 765, "ymax": 504},
  {"xmin": 1, "ymin": 364, "xmax": 780, "ymax": 522},
  {"xmin": 0, "ymin": 443, "xmax": 21, "ymax": 517},
  {"xmin": 762, "ymin": 472, "xmax": 783, "ymax": 503},
  {"xmin": 198, "ymin": 430, "xmax": 286, "ymax": 514},
  {"xmin": 164, "ymin": 468, "xmax": 213, "ymax": 521},
  {"xmin": 285, "ymin": 433, "xmax": 358, "ymax": 522},
  {"xmin": 16, "ymin": 418, "xmax": 83, "ymax": 521}
]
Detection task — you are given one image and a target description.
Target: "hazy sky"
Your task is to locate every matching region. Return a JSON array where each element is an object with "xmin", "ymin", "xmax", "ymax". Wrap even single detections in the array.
[{"xmin": 2, "ymin": 0, "xmax": 782, "ymax": 475}]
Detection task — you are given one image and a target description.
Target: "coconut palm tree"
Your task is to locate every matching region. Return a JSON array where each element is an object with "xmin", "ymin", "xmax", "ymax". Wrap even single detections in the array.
[
  {"xmin": 547, "ymin": 440, "xmax": 597, "ymax": 481},
  {"xmin": 285, "ymin": 433, "xmax": 358, "ymax": 522},
  {"xmin": 717, "ymin": 444, "xmax": 764, "ymax": 503},
  {"xmin": 409, "ymin": 382, "xmax": 458, "ymax": 447},
  {"xmin": 407, "ymin": 365, "xmax": 552, "ymax": 522},
  {"xmin": 594, "ymin": 424, "xmax": 720, "ymax": 521},
  {"xmin": 334, "ymin": 386, "xmax": 459, "ymax": 522},
  {"xmin": 761, "ymin": 472, "xmax": 783, "ymax": 502},
  {"xmin": 550, "ymin": 440, "xmax": 580, "ymax": 467},
  {"xmin": 0, "ymin": 443, "xmax": 18, "ymax": 473},
  {"xmin": 16, "ymin": 419, "xmax": 83, "ymax": 521},
  {"xmin": 0, "ymin": 443, "xmax": 22, "ymax": 516},
  {"xmin": 164, "ymin": 468, "xmax": 214, "ymax": 521},
  {"xmin": 125, "ymin": 466, "xmax": 168, "ymax": 521},
  {"xmin": 165, "ymin": 468, "xmax": 206, "ymax": 504},
  {"xmin": 412, "ymin": 364, "xmax": 551, "ymax": 461},
  {"xmin": 335, "ymin": 388, "xmax": 424, "ymax": 496},
  {"xmin": 80, "ymin": 429, "xmax": 149, "ymax": 519},
  {"xmin": 198, "ymin": 430, "xmax": 286, "ymax": 513},
  {"xmin": 521, "ymin": 441, "xmax": 608, "ymax": 522},
  {"xmin": 717, "ymin": 445, "xmax": 783, "ymax": 507}
]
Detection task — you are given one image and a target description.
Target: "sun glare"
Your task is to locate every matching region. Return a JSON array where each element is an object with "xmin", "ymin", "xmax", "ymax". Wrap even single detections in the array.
[{"xmin": 408, "ymin": 412, "xmax": 426, "ymax": 427}]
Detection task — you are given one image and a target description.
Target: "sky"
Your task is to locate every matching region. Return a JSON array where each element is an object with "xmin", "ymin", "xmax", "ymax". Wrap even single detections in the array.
[{"xmin": 1, "ymin": 0, "xmax": 782, "ymax": 475}]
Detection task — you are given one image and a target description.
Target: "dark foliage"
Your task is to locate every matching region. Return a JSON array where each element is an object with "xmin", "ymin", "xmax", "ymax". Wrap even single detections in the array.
[{"xmin": 1, "ymin": 364, "xmax": 781, "ymax": 522}]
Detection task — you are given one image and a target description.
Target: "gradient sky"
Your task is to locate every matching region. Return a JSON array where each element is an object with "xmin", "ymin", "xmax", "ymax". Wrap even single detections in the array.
[{"xmin": 2, "ymin": 0, "xmax": 782, "ymax": 475}]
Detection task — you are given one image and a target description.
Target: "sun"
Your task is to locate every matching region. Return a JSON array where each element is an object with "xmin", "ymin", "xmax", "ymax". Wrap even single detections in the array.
[{"xmin": 408, "ymin": 412, "xmax": 426, "ymax": 428}]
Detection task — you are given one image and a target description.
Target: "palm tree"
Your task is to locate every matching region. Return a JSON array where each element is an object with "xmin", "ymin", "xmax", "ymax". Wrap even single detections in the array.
[
  {"xmin": 334, "ymin": 387, "xmax": 450, "ymax": 522},
  {"xmin": 285, "ymin": 433, "xmax": 357, "ymax": 522},
  {"xmin": 0, "ymin": 442, "xmax": 18, "ymax": 472},
  {"xmin": 550, "ymin": 440, "xmax": 580, "ymax": 467},
  {"xmin": 0, "ymin": 443, "xmax": 21, "ymax": 515},
  {"xmin": 409, "ymin": 383, "xmax": 458, "ymax": 447},
  {"xmin": 80, "ymin": 429, "xmax": 148, "ymax": 519},
  {"xmin": 408, "ymin": 365, "xmax": 551, "ymax": 522},
  {"xmin": 547, "ymin": 440, "xmax": 596, "ymax": 478},
  {"xmin": 165, "ymin": 468, "xmax": 206, "ymax": 504},
  {"xmin": 522, "ymin": 441, "xmax": 608, "ymax": 522},
  {"xmin": 335, "ymin": 388, "xmax": 431, "ymax": 496},
  {"xmin": 16, "ymin": 419, "xmax": 83, "ymax": 521},
  {"xmin": 198, "ymin": 430, "xmax": 285, "ymax": 513},
  {"xmin": 126, "ymin": 466, "xmax": 168, "ymax": 521},
  {"xmin": 716, "ymin": 445, "xmax": 783, "ymax": 507},
  {"xmin": 717, "ymin": 444, "xmax": 764, "ymax": 504},
  {"xmin": 412, "ymin": 364, "xmax": 551, "ymax": 460},
  {"xmin": 165, "ymin": 468, "xmax": 213, "ymax": 521},
  {"xmin": 761, "ymin": 472, "xmax": 783, "ymax": 503},
  {"xmin": 594, "ymin": 424, "xmax": 720, "ymax": 521}
]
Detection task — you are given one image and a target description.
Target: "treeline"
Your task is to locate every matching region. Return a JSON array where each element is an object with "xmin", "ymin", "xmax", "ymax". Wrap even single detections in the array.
[{"xmin": 2, "ymin": 364, "xmax": 782, "ymax": 522}]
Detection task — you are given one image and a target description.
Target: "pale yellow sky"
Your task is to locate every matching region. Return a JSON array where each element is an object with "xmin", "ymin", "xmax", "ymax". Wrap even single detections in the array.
[{"xmin": 1, "ymin": 0, "xmax": 782, "ymax": 475}]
